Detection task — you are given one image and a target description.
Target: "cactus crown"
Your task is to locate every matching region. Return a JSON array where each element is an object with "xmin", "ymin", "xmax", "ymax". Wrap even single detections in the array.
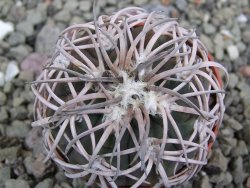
[{"xmin": 31, "ymin": 6, "xmax": 227, "ymax": 188}]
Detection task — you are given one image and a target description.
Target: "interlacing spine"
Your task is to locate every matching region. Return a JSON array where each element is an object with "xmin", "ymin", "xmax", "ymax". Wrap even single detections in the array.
[{"xmin": 31, "ymin": 7, "xmax": 228, "ymax": 188}]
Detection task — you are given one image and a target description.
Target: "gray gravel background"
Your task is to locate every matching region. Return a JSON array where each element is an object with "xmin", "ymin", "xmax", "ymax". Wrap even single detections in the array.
[{"xmin": 0, "ymin": 0, "xmax": 250, "ymax": 187}]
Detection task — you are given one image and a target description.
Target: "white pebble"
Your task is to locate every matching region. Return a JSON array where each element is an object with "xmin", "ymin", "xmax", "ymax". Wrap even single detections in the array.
[
  {"xmin": 0, "ymin": 72, "xmax": 5, "ymax": 86},
  {"xmin": 237, "ymin": 14, "xmax": 248, "ymax": 23},
  {"xmin": 227, "ymin": 45, "xmax": 239, "ymax": 60},
  {"xmin": 0, "ymin": 20, "xmax": 14, "ymax": 40},
  {"xmin": 5, "ymin": 62, "xmax": 20, "ymax": 82},
  {"xmin": 221, "ymin": 29, "xmax": 234, "ymax": 39}
]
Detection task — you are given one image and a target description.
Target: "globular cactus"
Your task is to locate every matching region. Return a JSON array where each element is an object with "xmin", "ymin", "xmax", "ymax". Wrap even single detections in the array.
[{"xmin": 31, "ymin": 7, "xmax": 228, "ymax": 188}]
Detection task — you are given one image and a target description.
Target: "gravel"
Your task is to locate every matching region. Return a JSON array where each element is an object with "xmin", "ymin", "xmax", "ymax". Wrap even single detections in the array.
[
  {"xmin": 246, "ymin": 177, "xmax": 250, "ymax": 188},
  {"xmin": 0, "ymin": 72, "xmax": 4, "ymax": 86},
  {"xmin": 7, "ymin": 32, "xmax": 26, "ymax": 46},
  {"xmin": 204, "ymin": 149, "xmax": 229, "ymax": 175},
  {"xmin": 0, "ymin": 146, "xmax": 20, "ymax": 162},
  {"xmin": 54, "ymin": 10, "xmax": 71, "ymax": 23},
  {"xmin": 200, "ymin": 175, "xmax": 211, "ymax": 188},
  {"xmin": 5, "ymin": 62, "xmax": 19, "ymax": 82},
  {"xmin": 64, "ymin": 0, "xmax": 79, "ymax": 12},
  {"xmin": 203, "ymin": 23, "xmax": 216, "ymax": 35},
  {"xmin": 175, "ymin": 0, "xmax": 187, "ymax": 11},
  {"xmin": 5, "ymin": 179, "xmax": 30, "ymax": 188},
  {"xmin": 0, "ymin": 167, "xmax": 11, "ymax": 187},
  {"xmin": 243, "ymin": 29, "xmax": 250, "ymax": 43},
  {"xmin": 0, "ymin": 91, "xmax": 7, "ymax": 105},
  {"xmin": 16, "ymin": 21, "xmax": 34, "ymax": 37},
  {"xmin": 200, "ymin": 34, "xmax": 214, "ymax": 53},
  {"xmin": 9, "ymin": 106, "xmax": 28, "ymax": 120},
  {"xmin": 29, "ymin": 154, "xmax": 55, "ymax": 179},
  {"xmin": 224, "ymin": 115, "xmax": 243, "ymax": 131},
  {"xmin": 8, "ymin": 45, "xmax": 31, "ymax": 62},
  {"xmin": 26, "ymin": 10, "xmax": 46, "ymax": 25},
  {"xmin": 134, "ymin": 0, "xmax": 149, "ymax": 6},
  {"xmin": 227, "ymin": 45, "xmax": 240, "ymax": 60},
  {"xmin": 3, "ymin": 82, "xmax": 13, "ymax": 94},
  {"xmin": 79, "ymin": 1, "xmax": 92, "ymax": 12},
  {"xmin": 35, "ymin": 20, "xmax": 61, "ymax": 56},
  {"xmin": 231, "ymin": 140, "xmax": 249, "ymax": 157},
  {"xmin": 34, "ymin": 178, "xmax": 53, "ymax": 188},
  {"xmin": 6, "ymin": 120, "xmax": 30, "ymax": 138},
  {"xmin": 0, "ymin": 0, "xmax": 249, "ymax": 187},
  {"xmin": 0, "ymin": 107, "xmax": 8, "ymax": 123},
  {"xmin": 0, "ymin": 20, "xmax": 14, "ymax": 40}
]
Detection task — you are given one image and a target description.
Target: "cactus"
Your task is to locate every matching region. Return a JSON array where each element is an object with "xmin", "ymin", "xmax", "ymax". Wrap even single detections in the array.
[{"xmin": 31, "ymin": 7, "xmax": 228, "ymax": 187}]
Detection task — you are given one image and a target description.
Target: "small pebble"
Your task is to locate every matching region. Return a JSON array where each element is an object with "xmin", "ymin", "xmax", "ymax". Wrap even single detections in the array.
[
  {"xmin": 52, "ymin": 0, "xmax": 63, "ymax": 11},
  {"xmin": 5, "ymin": 61, "xmax": 19, "ymax": 82},
  {"xmin": 107, "ymin": 0, "xmax": 117, "ymax": 5},
  {"xmin": 8, "ymin": 45, "xmax": 31, "ymax": 62},
  {"xmin": 227, "ymin": 45, "xmax": 239, "ymax": 60},
  {"xmin": 175, "ymin": 0, "xmax": 187, "ymax": 11},
  {"xmin": 203, "ymin": 23, "xmax": 216, "ymax": 35},
  {"xmin": 0, "ymin": 146, "xmax": 20, "ymax": 161},
  {"xmin": 224, "ymin": 115, "xmax": 243, "ymax": 131},
  {"xmin": 8, "ymin": 4, "xmax": 26, "ymax": 23},
  {"xmin": 34, "ymin": 178, "xmax": 53, "ymax": 188},
  {"xmin": 214, "ymin": 45, "xmax": 224, "ymax": 60},
  {"xmin": 0, "ymin": 20, "xmax": 14, "ymax": 40},
  {"xmin": 5, "ymin": 179, "xmax": 30, "ymax": 188},
  {"xmin": 64, "ymin": 0, "xmax": 78, "ymax": 11},
  {"xmin": 213, "ymin": 33, "xmax": 224, "ymax": 47},
  {"xmin": 200, "ymin": 34, "xmax": 214, "ymax": 53},
  {"xmin": 79, "ymin": 1, "xmax": 92, "ymax": 12},
  {"xmin": 221, "ymin": 29, "xmax": 234, "ymax": 39},
  {"xmin": 0, "ymin": 72, "xmax": 4, "ymax": 86},
  {"xmin": 24, "ymin": 156, "xmax": 33, "ymax": 175},
  {"xmin": 25, "ymin": 128, "xmax": 42, "ymax": 150},
  {"xmin": 9, "ymin": 106, "xmax": 28, "ymax": 120},
  {"xmin": 220, "ymin": 137, "xmax": 237, "ymax": 156},
  {"xmin": 0, "ymin": 91, "xmax": 7, "ymax": 105},
  {"xmin": 133, "ymin": 0, "xmax": 149, "ymax": 6},
  {"xmin": 18, "ymin": 71, "xmax": 34, "ymax": 82},
  {"xmin": 3, "ymin": 82, "xmax": 13, "ymax": 93},
  {"xmin": 200, "ymin": 175, "xmax": 211, "ymax": 188},
  {"xmin": 246, "ymin": 177, "xmax": 250, "ymax": 188},
  {"xmin": 232, "ymin": 170, "xmax": 246, "ymax": 184},
  {"xmin": 26, "ymin": 10, "xmax": 46, "ymax": 25},
  {"xmin": 6, "ymin": 120, "xmax": 31, "ymax": 138},
  {"xmin": 206, "ymin": 149, "xmax": 228, "ymax": 173},
  {"xmin": 31, "ymin": 154, "xmax": 54, "ymax": 179},
  {"xmin": 0, "ymin": 107, "xmax": 8, "ymax": 123},
  {"xmin": 54, "ymin": 10, "xmax": 71, "ymax": 23},
  {"xmin": 231, "ymin": 156, "xmax": 243, "ymax": 172},
  {"xmin": 35, "ymin": 20, "xmax": 61, "ymax": 56},
  {"xmin": 243, "ymin": 30, "xmax": 250, "ymax": 43},
  {"xmin": 231, "ymin": 140, "xmax": 248, "ymax": 157},
  {"xmin": 237, "ymin": 14, "xmax": 248, "ymax": 23},
  {"xmin": 0, "ymin": 167, "xmax": 11, "ymax": 183},
  {"xmin": 16, "ymin": 21, "xmax": 34, "ymax": 37},
  {"xmin": 7, "ymin": 32, "xmax": 25, "ymax": 46}
]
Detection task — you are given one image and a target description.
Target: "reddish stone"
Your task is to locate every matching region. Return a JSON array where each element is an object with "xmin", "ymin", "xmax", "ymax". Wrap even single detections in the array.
[
  {"xmin": 239, "ymin": 66, "xmax": 250, "ymax": 77},
  {"xmin": 161, "ymin": 0, "xmax": 172, "ymax": 6},
  {"xmin": 21, "ymin": 53, "xmax": 48, "ymax": 76}
]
